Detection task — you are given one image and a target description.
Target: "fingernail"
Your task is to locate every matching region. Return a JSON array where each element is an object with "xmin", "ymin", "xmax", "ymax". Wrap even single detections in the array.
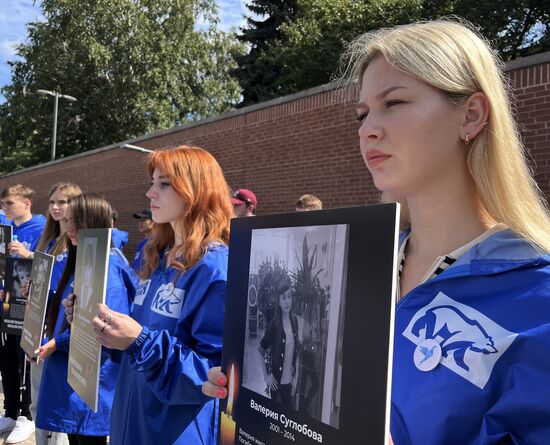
[
  {"xmin": 217, "ymin": 376, "xmax": 225, "ymax": 386},
  {"xmin": 217, "ymin": 388, "xmax": 224, "ymax": 398}
]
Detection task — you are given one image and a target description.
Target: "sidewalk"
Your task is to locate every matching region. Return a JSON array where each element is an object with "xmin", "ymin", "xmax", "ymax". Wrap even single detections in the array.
[{"xmin": 0, "ymin": 386, "xmax": 35, "ymax": 445}]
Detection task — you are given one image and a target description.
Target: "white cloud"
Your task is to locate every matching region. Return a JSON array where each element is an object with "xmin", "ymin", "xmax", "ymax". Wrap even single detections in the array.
[
  {"xmin": 217, "ymin": 0, "xmax": 249, "ymax": 31},
  {"xmin": 0, "ymin": 39, "xmax": 19, "ymax": 59},
  {"xmin": 0, "ymin": 0, "xmax": 44, "ymax": 100}
]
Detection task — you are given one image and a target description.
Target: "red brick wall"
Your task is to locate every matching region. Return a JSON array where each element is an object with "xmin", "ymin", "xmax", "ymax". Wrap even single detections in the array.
[
  {"xmin": 1, "ymin": 51, "xmax": 549, "ymax": 258},
  {"xmin": 507, "ymin": 58, "xmax": 550, "ymax": 197},
  {"xmin": 0, "ymin": 148, "xmax": 150, "ymax": 257}
]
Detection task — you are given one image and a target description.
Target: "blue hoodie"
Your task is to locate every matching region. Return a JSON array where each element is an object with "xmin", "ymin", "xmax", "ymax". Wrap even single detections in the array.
[
  {"xmin": 110, "ymin": 244, "xmax": 228, "ymax": 445},
  {"xmin": 391, "ymin": 229, "xmax": 550, "ymax": 445},
  {"xmin": 111, "ymin": 228, "xmax": 129, "ymax": 251},
  {"xmin": 12, "ymin": 214, "xmax": 46, "ymax": 251},
  {"xmin": 1, "ymin": 213, "xmax": 46, "ymax": 289},
  {"xmin": 131, "ymin": 238, "xmax": 148, "ymax": 274},
  {"xmin": 0, "ymin": 211, "xmax": 9, "ymax": 225},
  {"xmin": 36, "ymin": 249, "xmax": 135, "ymax": 435},
  {"xmin": 45, "ymin": 239, "xmax": 68, "ymax": 303}
]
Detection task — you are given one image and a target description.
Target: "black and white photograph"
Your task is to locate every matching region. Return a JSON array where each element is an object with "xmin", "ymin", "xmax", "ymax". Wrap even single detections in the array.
[
  {"xmin": 2, "ymin": 257, "xmax": 33, "ymax": 334},
  {"xmin": 220, "ymin": 204, "xmax": 399, "ymax": 445},
  {"xmin": 69, "ymin": 227, "xmax": 111, "ymax": 411},
  {"xmin": 79, "ymin": 236, "xmax": 97, "ymax": 312},
  {"xmin": 242, "ymin": 225, "xmax": 348, "ymax": 429},
  {"xmin": 20, "ymin": 251, "xmax": 55, "ymax": 359},
  {"xmin": 0, "ymin": 223, "xmax": 12, "ymax": 284}
]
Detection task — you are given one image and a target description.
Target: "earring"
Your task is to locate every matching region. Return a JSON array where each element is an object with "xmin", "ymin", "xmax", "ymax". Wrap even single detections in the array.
[{"xmin": 463, "ymin": 133, "xmax": 470, "ymax": 145}]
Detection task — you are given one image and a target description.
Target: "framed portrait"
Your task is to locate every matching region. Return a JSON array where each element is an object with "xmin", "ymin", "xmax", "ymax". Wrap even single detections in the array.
[
  {"xmin": 2, "ymin": 257, "xmax": 33, "ymax": 335},
  {"xmin": 20, "ymin": 252, "xmax": 55, "ymax": 360},
  {"xmin": 0, "ymin": 224, "xmax": 13, "ymax": 286},
  {"xmin": 68, "ymin": 228, "xmax": 111, "ymax": 412},
  {"xmin": 219, "ymin": 203, "xmax": 400, "ymax": 445}
]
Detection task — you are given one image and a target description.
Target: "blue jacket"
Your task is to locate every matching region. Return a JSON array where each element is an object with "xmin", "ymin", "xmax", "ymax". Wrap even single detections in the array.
[
  {"xmin": 45, "ymin": 239, "xmax": 68, "ymax": 303},
  {"xmin": 12, "ymin": 214, "xmax": 46, "ymax": 251},
  {"xmin": 111, "ymin": 228, "xmax": 129, "ymax": 251},
  {"xmin": 391, "ymin": 229, "xmax": 550, "ymax": 445},
  {"xmin": 36, "ymin": 249, "xmax": 135, "ymax": 435},
  {"xmin": 0, "ymin": 211, "xmax": 9, "ymax": 225},
  {"xmin": 131, "ymin": 238, "xmax": 148, "ymax": 274},
  {"xmin": 111, "ymin": 244, "xmax": 228, "ymax": 445}
]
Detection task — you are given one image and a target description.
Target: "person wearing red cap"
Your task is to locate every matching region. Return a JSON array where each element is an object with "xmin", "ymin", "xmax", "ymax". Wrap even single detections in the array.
[{"xmin": 230, "ymin": 189, "xmax": 257, "ymax": 217}]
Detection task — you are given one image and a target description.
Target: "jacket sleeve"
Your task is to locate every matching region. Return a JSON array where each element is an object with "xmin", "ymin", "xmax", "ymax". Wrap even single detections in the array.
[
  {"xmin": 53, "ymin": 327, "xmax": 71, "ymax": 352},
  {"xmin": 125, "ymin": 269, "xmax": 226, "ymax": 406},
  {"xmin": 481, "ymin": 324, "xmax": 550, "ymax": 444}
]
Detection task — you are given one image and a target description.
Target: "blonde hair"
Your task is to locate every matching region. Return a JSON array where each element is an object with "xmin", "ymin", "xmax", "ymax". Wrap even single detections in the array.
[
  {"xmin": 342, "ymin": 19, "xmax": 550, "ymax": 252},
  {"xmin": 1, "ymin": 184, "xmax": 34, "ymax": 201},
  {"xmin": 295, "ymin": 194, "xmax": 323, "ymax": 211},
  {"xmin": 36, "ymin": 183, "xmax": 82, "ymax": 256}
]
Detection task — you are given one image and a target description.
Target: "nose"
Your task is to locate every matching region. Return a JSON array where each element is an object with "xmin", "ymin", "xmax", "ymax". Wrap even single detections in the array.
[
  {"xmin": 358, "ymin": 114, "xmax": 384, "ymax": 141},
  {"xmin": 146, "ymin": 184, "xmax": 157, "ymax": 199}
]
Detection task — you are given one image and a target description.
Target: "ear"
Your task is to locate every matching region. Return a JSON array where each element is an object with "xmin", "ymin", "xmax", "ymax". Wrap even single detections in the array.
[{"xmin": 460, "ymin": 92, "xmax": 489, "ymax": 142}]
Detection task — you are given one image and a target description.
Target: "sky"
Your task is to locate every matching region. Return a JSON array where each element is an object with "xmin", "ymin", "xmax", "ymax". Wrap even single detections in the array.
[{"xmin": 0, "ymin": 0, "xmax": 251, "ymax": 102}]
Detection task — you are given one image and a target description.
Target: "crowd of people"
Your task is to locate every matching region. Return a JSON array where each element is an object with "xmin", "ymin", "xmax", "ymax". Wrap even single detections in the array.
[
  {"xmin": 0, "ymin": 17, "xmax": 548, "ymax": 445},
  {"xmin": 0, "ymin": 154, "xmax": 322, "ymax": 445}
]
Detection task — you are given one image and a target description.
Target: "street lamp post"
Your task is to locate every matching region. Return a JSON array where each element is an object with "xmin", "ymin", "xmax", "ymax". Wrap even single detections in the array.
[{"xmin": 37, "ymin": 89, "xmax": 77, "ymax": 161}]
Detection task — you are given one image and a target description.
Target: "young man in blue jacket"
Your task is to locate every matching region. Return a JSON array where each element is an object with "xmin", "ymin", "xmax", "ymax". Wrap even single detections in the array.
[
  {"xmin": 0, "ymin": 184, "xmax": 46, "ymax": 443},
  {"xmin": 130, "ymin": 208, "xmax": 154, "ymax": 274},
  {"xmin": 111, "ymin": 209, "xmax": 129, "ymax": 251}
]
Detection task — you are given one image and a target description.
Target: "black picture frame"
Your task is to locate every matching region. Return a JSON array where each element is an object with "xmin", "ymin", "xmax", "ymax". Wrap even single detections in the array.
[
  {"xmin": 2, "ymin": 257, "xmax": 33, "ymax": 335},
  {"xmin": 219, "ymin": 203, "xmax": 399, "ymax": 445},
  {"xmin": 0, "ymin": 224, "xmax": 13, "ymax": 286}
]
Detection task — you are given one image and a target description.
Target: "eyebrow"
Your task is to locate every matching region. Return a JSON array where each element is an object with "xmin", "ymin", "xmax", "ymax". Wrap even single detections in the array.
[{"xmin": 357, "ymin": 85, "xmax": 407, "ymax": 108}]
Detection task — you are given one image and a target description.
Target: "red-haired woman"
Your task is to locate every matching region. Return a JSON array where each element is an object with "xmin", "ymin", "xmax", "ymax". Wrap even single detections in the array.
[{"xmin": 69, "ymin": 146, "xmax": 233, "ymax": 444}]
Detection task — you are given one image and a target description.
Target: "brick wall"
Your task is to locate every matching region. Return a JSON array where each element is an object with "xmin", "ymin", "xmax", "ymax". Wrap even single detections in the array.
[
  {"xmin": 507, "ymin": 54, "xmax": 550, "ymax": 197},
  {"xmin": 0, "ymin": 147, "xmax": 151, "ymax": 257},
  {"xmin": 1, "ymin": 51, "xmax": 549, "ymax": 258}
]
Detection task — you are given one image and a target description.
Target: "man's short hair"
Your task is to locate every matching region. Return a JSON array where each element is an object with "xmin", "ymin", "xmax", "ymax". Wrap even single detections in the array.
[
  {"xmin": 1, "ymin": 184, "xmax": 35, "ymax": 202},
  {"xmin": 295, "ymin": 194, "xmax": 322, "ymax": 211}
]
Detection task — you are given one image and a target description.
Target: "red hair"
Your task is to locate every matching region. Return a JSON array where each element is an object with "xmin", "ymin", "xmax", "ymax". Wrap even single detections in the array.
[{"xmin": 141, "ymin": 146, "xmax": 233, "ymax": 277}]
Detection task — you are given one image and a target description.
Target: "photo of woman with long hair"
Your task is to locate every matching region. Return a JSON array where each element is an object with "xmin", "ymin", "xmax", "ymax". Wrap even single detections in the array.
[{"xmin": 258, "ymin": 274, "xmax": 299, "ymax": 410}]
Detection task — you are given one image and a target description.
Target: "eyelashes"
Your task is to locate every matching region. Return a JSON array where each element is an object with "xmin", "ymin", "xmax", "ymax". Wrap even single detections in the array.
[
  {"xmin": 356, "ymin": 112, "xmax": 368, "ymax": 122},
  {"xmin": 356, "ymin": 99, "xmax": 406, "ymax": 122}
]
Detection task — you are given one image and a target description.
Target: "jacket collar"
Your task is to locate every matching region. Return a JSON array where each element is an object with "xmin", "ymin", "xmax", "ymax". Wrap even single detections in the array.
[{"xmin": 400, "ymin": 227, "xmax": 550, "ymax": 279}]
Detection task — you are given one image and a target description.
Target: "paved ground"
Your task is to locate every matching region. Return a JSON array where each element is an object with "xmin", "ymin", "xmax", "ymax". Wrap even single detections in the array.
[{"xmin": 0, "ymin": 385, "xmax": 35, "ymax": 445}]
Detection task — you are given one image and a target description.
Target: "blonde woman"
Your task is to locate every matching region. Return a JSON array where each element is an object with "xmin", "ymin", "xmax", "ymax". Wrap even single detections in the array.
[{"xmin": 204, "ymin": 19, "xmax": 550, "ymax": 444}]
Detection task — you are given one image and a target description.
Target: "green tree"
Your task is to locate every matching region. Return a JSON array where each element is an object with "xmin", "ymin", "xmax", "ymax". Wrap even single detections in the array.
[
  {"xmin": 253, "ymin": 0, "xmax": 550, "ymax": 101},
  {"xmin": 0, "ymin": 0, "xmax": 244, "ymax": 173},
  {"xmin": 233, "ymin": 0, "xmax": 298, "ymax": 106}
]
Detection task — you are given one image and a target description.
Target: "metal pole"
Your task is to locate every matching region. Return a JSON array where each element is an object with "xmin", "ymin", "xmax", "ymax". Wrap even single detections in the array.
[{"xmin": 51, "ymin": 92, "xmax": 59, "ymax": 161}]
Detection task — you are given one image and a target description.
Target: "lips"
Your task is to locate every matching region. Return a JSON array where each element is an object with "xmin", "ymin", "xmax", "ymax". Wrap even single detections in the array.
[{"xmin": 365, "ymin": 149, "xmax": 391, "ymax": 168}]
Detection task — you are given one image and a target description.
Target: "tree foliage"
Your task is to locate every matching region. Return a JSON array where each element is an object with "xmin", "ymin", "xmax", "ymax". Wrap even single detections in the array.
[
  {"xmin": 239, "ymin": 0, "xmax": 550, "ymax": 103},
  {"xmin": 233, "ymin": 0, "xmax": 297, "ymax": 106},
  {"xmin": 0, "ymin": 0, "xmax": 244, "ymax": 173}
]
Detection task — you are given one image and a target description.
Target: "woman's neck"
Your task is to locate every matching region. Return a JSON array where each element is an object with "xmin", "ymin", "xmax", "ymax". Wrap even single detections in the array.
[
  {"xmin": 170, "ymin": 220, "xmax": 185, "ymax": 248},
  {"xmin": 406, "ymin": 181, "xmax": 491, "ymax": 261},
  {"xmin": 58, "ymin": 220, "xmax": 68, "ymax": 237}
]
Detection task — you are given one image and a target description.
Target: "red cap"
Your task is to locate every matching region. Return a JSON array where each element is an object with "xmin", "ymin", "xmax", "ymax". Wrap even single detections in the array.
[{"xmin": 231, "ymin": 189, "xmax": 257, "ymax": 207}]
